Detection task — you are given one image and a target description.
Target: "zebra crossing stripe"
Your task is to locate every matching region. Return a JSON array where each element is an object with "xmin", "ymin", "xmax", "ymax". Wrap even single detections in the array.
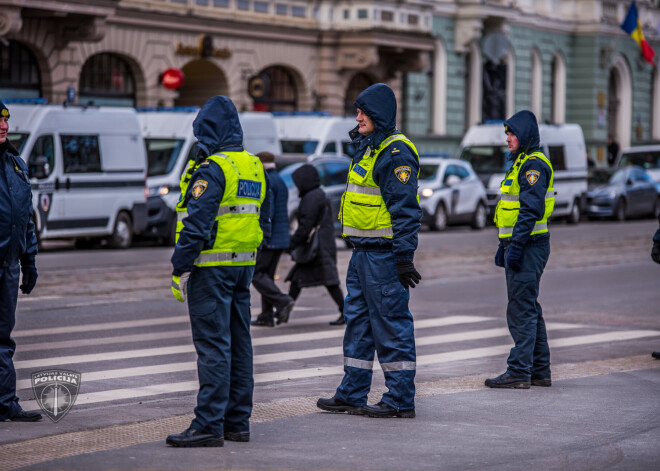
[{"xmin": 17, "ymin": 328, "xmax": 660, "ymax": 411}]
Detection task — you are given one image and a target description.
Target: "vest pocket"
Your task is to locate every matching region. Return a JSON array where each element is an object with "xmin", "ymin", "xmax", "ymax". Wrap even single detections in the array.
[{"xmin": 349, "ymin": 200, "xmax": 381, "ymax": 228}]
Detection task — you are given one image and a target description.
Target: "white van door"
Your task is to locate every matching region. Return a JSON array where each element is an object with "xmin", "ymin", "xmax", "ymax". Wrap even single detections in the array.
[{"xmin": 26, "ymin": 133, "xmax": 65, "ymax": 234}]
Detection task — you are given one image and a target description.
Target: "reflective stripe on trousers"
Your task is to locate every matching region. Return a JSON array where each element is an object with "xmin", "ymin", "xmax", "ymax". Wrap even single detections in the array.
[
  {"xmin": 498, "ymin": 222, "xmax": 548, "ymax": 236},
  {"xmin": 344, "ymin": 357, "xmax": 416, "ymax": 372}
]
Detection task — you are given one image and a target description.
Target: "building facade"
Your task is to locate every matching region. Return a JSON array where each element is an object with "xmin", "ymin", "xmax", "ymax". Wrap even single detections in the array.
[{"xmin": 1, "ymin": 0, "xmax": 659, "ymax": 163}]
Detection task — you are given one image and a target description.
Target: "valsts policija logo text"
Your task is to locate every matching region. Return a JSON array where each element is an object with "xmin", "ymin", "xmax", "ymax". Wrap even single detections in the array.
[{"xmin": 31, "ymin": 370, "xmax": 81, "ymax": 422}]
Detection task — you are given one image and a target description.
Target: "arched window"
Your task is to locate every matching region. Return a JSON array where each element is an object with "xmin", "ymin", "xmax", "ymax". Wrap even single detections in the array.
[
  {"xmin": 0, "ymin": 41, "xmax": 41, "ymax": 99},
  {"xmin": 344, "ymin": 73, "xmax": 374, "ymax": 115},
  {"xmin": 530, "ymin": 49, "xmax": 542, "ymax": 121},
  {"xmin": 652, "ymin": 67, "xmax": 660, "ymax": 140},
  {"xmin": 551, "ymin": 53, "xmax": 566, "ymax": 124},
  {"xmin": 608, "ymin": 56, "xmax": 632, "ymax": 148},
  {"xmin": 253, "ymin": 66, "xmax": 297, "ymax": 112},
  {"xmin": 79, "ymin": 53, "xmax": 136, "ymax": 107}
]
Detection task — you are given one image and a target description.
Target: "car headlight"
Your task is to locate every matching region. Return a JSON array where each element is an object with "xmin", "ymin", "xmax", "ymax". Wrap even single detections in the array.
[
  {"xmin": 148, "ymin": 185, "xmax": 171, "ymax": 197},
  {"xmin": 608, "ymin": 190, "xmax": 617, "ymax": 199},
  {"xmin": 420, "ymin": 188, "xmax": 434, "ymax": 198}
]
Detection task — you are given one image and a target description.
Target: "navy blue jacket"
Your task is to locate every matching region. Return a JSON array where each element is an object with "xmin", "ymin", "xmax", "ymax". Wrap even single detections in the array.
[
  {"xmin": 347, "ymin": 83, "xmax": 421, "ymax": 262},
  {"xmin": 171, "ymin": 96, "xmax": 271, "ymax": 275},
  {"xmin": 503, "ymin": 110, "xmax": 552, "ymax": 247},
  {"xmin": 0, "ymin": 142, "xmax": 38, "ymax": 268},
  {"xmin": 263, "ymin": 167, "xmax": 289, "ymax": 250}
]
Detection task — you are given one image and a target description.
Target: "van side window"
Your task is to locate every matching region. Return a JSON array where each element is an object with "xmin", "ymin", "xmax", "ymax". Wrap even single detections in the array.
[
  {"xmin": 61, "ymin": 135, "xmax": 101, "ymax": 173},
  {"xmin": 321, "ymin": 161, "xmax": 349, "ymax": 186},
  {"xmin": 323, "ymin": 142, "xmax": 336, "ymax": 153},
  {"xmin": 342, "ymin": 141, "xmax": 356, "ymax": 156},
  {"xmin": 547, "ymin": 146, "xmax": 566, "ymax": 171},
  {"xmin": 28, "ymin": 135, "xmax": 55, "ymax": 178}
]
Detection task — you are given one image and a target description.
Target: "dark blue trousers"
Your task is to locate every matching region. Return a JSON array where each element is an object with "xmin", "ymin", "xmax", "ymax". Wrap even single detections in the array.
[
  {"xmin": 186, "ymin": 265, "xmax": 254, "ymax": 436},
  {"xmin": 0, "ymin": 264, "xmax": 21, "ymax": 420},
  {"xmin": 335, "ymin": 250, "xmax": 416, "ymax": 411},
  {"xmin": 504, "ymin": 239, "xmax": 551, "ymax": 379}
]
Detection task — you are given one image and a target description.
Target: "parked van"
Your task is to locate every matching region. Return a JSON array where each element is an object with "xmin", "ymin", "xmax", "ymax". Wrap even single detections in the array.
[
  {"xmin": 617, "ymin": 145, "xmax": 660, "ymax": 185},
  {"xmin": 458, "ymin": 123, "xmax": 588, "ymax": 224},
  {"xmin": 137, "ymin": 109, "xmax": 281, "ymax": 244},
  {"xmin": 274, "ymin": 114, "xmax": 356, "ymax": 163},
  {"xmin": 7, "ymin": 103, "xmax": 148, "ymax": 248}
]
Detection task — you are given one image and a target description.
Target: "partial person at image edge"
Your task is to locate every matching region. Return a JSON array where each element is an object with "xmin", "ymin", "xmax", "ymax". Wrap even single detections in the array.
[{"xmin": 0, "ymin": 100, "xmax": 42, "ymax": 422}]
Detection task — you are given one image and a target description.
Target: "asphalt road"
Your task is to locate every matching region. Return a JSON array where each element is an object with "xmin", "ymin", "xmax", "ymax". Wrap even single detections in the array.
[{"xmin": 1, "ymin": 219, "xmax": 659, "ymax": 470}]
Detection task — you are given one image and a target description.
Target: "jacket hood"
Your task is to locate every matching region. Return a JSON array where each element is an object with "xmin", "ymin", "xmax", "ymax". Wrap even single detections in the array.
[
  {"xmin": 353, "ymin": 83, "xmax": 397, "ymax": 148},
  {"xmin": 291, "ymin": 164, "xmax": 320, "ymax": 196},
  {"xmin": 193, "ymin": 96, "xmax": 243, "ymax": 157},
  {"xmin": 504, "ymin": 110, "xmax": 540, "ymax": 158}
]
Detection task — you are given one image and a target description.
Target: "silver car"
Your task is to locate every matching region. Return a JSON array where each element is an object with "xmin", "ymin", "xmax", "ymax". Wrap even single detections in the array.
[{"xmin": 418, "ymin": 157, "xmax": 488, "ymax": 231}]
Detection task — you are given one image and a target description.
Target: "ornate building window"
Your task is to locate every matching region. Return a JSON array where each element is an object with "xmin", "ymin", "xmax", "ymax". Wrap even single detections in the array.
[
  {"xmin": 254, "ymin": 66, "xmax": 298, "ymax": 112},
  {"xmin": 344, "ymin": 73, "xmax": 374, "ymax": 115},
  {"xmin": 0, "ymin": 40, "xmax": 41, "ymax": 99},
  {"xmin": 79, "ymin": 53, "xmax": 136, "ymax": 107}
]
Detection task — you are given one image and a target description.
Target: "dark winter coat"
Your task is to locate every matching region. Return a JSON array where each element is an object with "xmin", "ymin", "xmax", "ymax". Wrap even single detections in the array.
[
  {"xmin": 285, "ymin": 164, "xmax": 340, "ymax": 288},
  {"xmin": 264, "ymin": 168, "xmax": 290, "ymax": 250}
]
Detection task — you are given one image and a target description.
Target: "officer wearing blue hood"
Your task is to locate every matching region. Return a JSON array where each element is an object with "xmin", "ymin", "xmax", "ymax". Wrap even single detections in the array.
[
  {"xmin": 0, "ymin": 101, "xmax": 41, "ymax": 422},
  {"xmin": 317, "ymin": 83, "xmax": 422, "ymax": 418},
  {"xmin": 167, "ymin": 96, "xmax": 271, "ymax": 447},
  {"xmin": 487, "ymin": 110, "xmax": 554, "ymax": 389}
]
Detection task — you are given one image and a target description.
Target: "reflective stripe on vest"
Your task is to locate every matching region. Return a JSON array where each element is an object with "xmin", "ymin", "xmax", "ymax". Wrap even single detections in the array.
[
  {"xmin": 177, "ymin": 203, "xmax": 260, "ymax": 222},
  {"xmin": 340, "ymin": 134, "xmax": 419, "ymax": 239},
  {"xmin": 344, "ymin": 357, "xmax": 374, "ymax": 370},
  {"xmin": 499, "ymin": 191, "xmax": 555, "ymax": 202},
  {"xmin": 194, "ymin": 251, "xmax": 257, "ymax": 265},
  {"xmin": 498, "ymin": 222, "xmax": 548, "ymax": 236}
]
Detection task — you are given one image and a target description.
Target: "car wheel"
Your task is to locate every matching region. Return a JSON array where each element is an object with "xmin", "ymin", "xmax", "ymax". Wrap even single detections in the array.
[
  {"xmin": 108, "ymin": 211, "xmax": 133, "ymax": 249},
  {"xmin": 470, "ymin": 202, "xmax": 487, "ymax": 230},
  {"xmin": 566, "ymin": 199, "xmax": 581, "ymax": 224},
  {"xmin": 431, "ymin": 203, "xmax": 447, "ymax": 231},
  {"xmin": 614, "ymin": 199, "xmax": 626, "ymax": 222}
]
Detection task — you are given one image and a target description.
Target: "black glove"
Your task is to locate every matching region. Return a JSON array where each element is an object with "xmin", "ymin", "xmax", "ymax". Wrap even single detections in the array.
[
  {"xmin": 652, "ymin": 242, "xmax": 660, "ymax": 264},
  {"xmin": 396, "ymin": 261, "xmax": 421, "ymax": 289},
  {"xmin": 20, "ymin": 263, "xmax": 38, "ymax": 294},
  {"xmin": 494, "ymin": 244, "xmax": 505, "ymax": 268},
  {"xmin": 505, "ymin": 243, "xmax": 523, "ymax": 272}
]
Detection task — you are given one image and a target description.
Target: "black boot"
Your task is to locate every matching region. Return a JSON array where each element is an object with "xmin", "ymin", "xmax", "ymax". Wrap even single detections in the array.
[
  {"xmin": 166, "ymin": 428, "xmax": 223, "ymax": 447},
  {"xmin": 275, "ymin": 300, "xmax": 295, "ymax": 325},
  {"xmin": 316, "ymin": 397, "xmax": 363, "ymax": 415},
  {"xmin": 485, "ymin": 373, "xmax": 530, "ymax": 389},
  {"xmin": 329, "ymin": 314, "xmax": 345, "ymax": 326},
  {"xmin": 10, "ymin": 410, "xmax": 42, "ymax": 422},
  {"xmin": 251, "ymin": 313, "xmax": 275, "ymax": 327},
  {"xmin": 362, "ymin": 401, "xmax": 415, "ymax": 418}
]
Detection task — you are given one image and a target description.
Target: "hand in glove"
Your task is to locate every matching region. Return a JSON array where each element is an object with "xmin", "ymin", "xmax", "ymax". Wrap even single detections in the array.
[
  {"xmin": 494, "ymin": 244, "xmax": 505, "ymax": 268},
  {"xmin": 652, "ymin": 242, "xmax": 660, "ymax": 264},
  {"xmin": 20, "ymin": 263, "xmax": 38, "ymax": 294},
  {"xmin": 396, "ymin": 261, "xmax": 422, "ymax": 289},
  {"xmin": 171, "ymin": 272, "xmax": 190, "ymax": 303},
  {"xmin": 505, "ymin": 243, "xmax": 523, "ymax": 272}
]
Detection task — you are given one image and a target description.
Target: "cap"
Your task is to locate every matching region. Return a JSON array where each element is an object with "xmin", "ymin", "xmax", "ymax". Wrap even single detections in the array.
[
  {"xmin": 0, "ymin": 101, "xmax": 9, "ymax": 119},
  {"xmin": 256, "ymin": 151, "xmax": 275, "ymax": 163}
]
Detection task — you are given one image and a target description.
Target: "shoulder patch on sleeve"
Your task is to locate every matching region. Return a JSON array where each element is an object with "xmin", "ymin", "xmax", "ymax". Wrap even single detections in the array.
[
  {"xmin": 525, "ymin": 170, "xmax": 540, "ymax": 186},
  {"xmin": 191, "ymin": 180, "xmax": 209, "ymax": 199},
  {"xmin": 394, "ymin": 166, "xmax": 412, "ymax": 184}
]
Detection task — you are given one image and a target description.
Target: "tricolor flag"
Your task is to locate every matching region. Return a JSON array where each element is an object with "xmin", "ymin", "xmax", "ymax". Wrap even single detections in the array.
[{"xmin": 621, "ymin": 1, "xmax": 656, "ymax": 66}]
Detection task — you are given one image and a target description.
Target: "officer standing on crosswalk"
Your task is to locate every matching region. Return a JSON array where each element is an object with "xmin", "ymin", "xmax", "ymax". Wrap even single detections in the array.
[
  {"xmin": 487, "ymin": 109, "xmax": 554, "ymax": 389},
  {"xmin": 167, "ymin": 96, "xmax": 271, "ymax": 447},
  {"xmin": 317, "ymin": 83, "xmax": 422, "ymax": 418},
  {"xmin": 0, "ymin": 101, "xmax": 42, "ymax": 423}
]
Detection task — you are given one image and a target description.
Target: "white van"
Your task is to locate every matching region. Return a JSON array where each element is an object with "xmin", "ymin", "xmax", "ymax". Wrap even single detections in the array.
[
  {"xmin": 458, "ymin": 123, "xmax": 588, "ymax": 224},
  {"xmin": 7, "ymin": 103, "xmax": 148, "ymax": 248},
  {"xmin": 138, "ymin": 109, "xmax": 281, "ymax": 244},
  {"xmin": 274, "ymin": 114, "xmax": 356, "ymax": 163}
]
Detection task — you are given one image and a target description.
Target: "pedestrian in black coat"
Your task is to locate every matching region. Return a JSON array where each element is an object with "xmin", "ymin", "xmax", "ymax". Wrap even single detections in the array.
[{"xmin": 285, "ymin": 164, "xmax": 345, "ymax": 325}]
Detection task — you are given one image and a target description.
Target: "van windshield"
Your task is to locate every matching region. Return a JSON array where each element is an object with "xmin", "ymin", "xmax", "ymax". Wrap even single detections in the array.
[
  {"xmin": 7, "ymin": 133, "xmax": 29, "ymax": 154},
  {"xmin": 618, "ymin": 151, "xmax": 660, "ymax": 170},
  {"xmin": 281, "ymin": 140, "xmax": 318, "ymax": 155},
  {"xmin": 146, "ymin": 139, "xmax": 184, "ymax": 176},
  {"xmin": 459, "ymin": 145, "xmax": 511, "ymax": 174}
]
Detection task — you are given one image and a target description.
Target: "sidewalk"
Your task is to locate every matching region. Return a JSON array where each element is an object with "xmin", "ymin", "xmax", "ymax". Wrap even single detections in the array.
[{"xmin": 3, "ymin": 356, "xmax": 659, "ymax": 471}]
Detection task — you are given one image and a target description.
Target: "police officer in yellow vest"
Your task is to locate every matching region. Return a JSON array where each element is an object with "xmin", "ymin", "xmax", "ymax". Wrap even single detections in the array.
[
  {"xmin": 317, "ymin": 83, "xmax": 422, "ymax": 418},
  {"xmin": 487, "ymin": 110, "xmax": 554, "ymax": 389},
  {"xmin": 167, "ymin": 96, "xmax": 271, "ymax": 447}
]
